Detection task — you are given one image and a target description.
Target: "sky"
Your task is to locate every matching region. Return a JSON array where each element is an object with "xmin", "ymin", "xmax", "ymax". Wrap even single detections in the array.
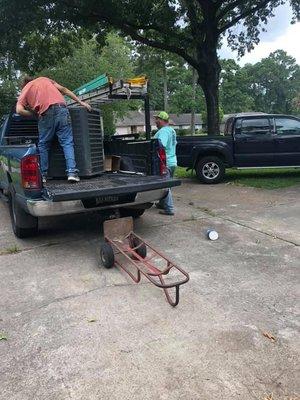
[{"xmin": 219, "ymin": 3, "xmax": 300, "ymax": 65}]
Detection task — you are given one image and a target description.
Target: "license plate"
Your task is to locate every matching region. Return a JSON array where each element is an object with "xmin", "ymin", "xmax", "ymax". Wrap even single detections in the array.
[{"xmin": 95, "ymin": 196, "xmax": 119, "ymax": 205}]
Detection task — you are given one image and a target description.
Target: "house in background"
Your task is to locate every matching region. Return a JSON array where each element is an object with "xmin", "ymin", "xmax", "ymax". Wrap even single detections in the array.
[{"xmin": 115, "ymin": 110, "xmax": 203, "ymax": 135}]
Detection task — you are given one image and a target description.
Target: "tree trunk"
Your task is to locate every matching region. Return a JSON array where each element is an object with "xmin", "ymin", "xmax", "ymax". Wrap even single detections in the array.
[
  {"xmin": 197, "ymin": 39, "xmax": 221, "ymax": 136},
  {"xmin": 190, "ymin": 67, "xmax": 197, "ymax": 135},
  {"xmin": 163, "ymin": 62, "xmax": 168, "ymax": 112},
  {"xmin": 199, "ymin": 70, "xmax": 220, "ymax": 135}
]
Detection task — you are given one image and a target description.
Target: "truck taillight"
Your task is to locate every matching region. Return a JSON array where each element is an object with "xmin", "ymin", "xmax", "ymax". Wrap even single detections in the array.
[
  {"xmin": 158, "ymin": 147, "xmax": 167, "ymax": 176},
  {"xmin": 21, "ymin": 155, "xmax": 41, "ymax": 189}
]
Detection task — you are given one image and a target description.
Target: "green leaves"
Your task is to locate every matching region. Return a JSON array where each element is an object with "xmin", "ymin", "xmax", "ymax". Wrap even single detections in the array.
[
  {"xmin": 0, "ymin": 80, "xmax": 18, "ymax": 117},
  {"xmin": 38, "ymin": 33, "xmax": 135, "ymax": 135},
  {"xmin": 0, "ymin": 0, "xmax": 299, "ymax": 132},
  {"xmin": 220, "ymin": 1, "xmax": 299, "ymax": 56},
  {"xmin": 135, "ymin": 46, "xmax": 205, "ymax": 114},
  {"xmin": 219, "ymin": 51, "xmax": 300, "ymax": 115},
  {"xmin": 220, "ymin": 59, "xmax": 255, "ymax": 113},
  {"xmin": 248, "ymin": 50, "xmax": 300, "ymax": 114},
  {"xmin": 39, "ymin": 33, "xmax": 134, "ymax": 91}
]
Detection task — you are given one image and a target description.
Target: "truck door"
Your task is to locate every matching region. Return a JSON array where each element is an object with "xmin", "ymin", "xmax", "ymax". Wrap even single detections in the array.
[
  {"xmin": 234, "ymin": 117, "xmax": 276, "ymax": 167},
  {"xmin": 273, "ymin": 116, "xmax": 300, "ymax": 166}
]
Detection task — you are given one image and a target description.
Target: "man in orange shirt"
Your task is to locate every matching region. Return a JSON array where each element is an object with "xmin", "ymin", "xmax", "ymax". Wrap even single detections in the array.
[{"xmin": 16, "ymin": 76, "xmax": 91, "ymax": 183}]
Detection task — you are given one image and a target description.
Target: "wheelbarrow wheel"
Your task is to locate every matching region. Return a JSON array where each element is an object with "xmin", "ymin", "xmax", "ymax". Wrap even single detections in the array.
[
  {"xmin": 100, "ymin": 243, "xmax": 115, "ymax": 268},
  {"xmin": 130, "ymin": 237, "xmax": 147, "ymax": 259}
]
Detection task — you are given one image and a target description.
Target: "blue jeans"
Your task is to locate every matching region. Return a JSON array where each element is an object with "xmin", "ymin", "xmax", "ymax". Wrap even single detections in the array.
[
  {"xmin": 38, "ymin": 105, "xmax": 77, "ymax": 176},
  {"xmin": 159, "ymin": 166, "xmax": 176, "ymax": 214}
]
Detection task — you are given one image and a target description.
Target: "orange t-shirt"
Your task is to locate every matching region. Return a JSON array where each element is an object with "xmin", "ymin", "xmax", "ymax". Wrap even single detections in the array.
[{"xmin": 17, "ymin": 77, "xmax": 66, "ymax": 116}]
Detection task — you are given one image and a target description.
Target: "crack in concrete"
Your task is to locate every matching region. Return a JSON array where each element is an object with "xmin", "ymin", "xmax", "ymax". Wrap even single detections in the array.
[
  {"xmin": 213, "ymin": 214, "xmax": 300, "ymax": 247},
  {"xmin": 144, "ymin": 209, "xmax": 300, "ymax": 247},
  {"xmin": 0, "ymin": 236, "xmax": 95, "ymax": 257},
  {"xmin": 10, "ymin": 286, "xmax": 106, "ymax": 317},
  {"xmin": 8, "ymin": 280, "xmax": 152, "ymax": 319}
]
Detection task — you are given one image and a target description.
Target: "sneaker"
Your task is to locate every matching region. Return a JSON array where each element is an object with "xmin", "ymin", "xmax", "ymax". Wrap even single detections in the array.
[
  {"xmin": 159, "ymin": 210, "xmax": 174, "ymax": 216},
  {"xmin": 68, "ymin": 173, "xmax": 80, "ymax": 183},
  {"xmin": 42, "ymin": 176, "xmax": 47, "ymax": 184}
]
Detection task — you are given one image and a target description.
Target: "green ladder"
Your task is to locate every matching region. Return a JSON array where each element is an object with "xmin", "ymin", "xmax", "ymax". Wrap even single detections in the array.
[{"xmin": 73, "ymin": 73, "xmax": 110, "ymax": 96}]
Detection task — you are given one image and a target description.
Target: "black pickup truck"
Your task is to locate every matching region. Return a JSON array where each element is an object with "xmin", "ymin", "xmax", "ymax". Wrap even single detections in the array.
[
  {"xmin": 0, "ymin": 111, "xmax": 179, "ymax": 238},
  {"xmin": 177, "ymin": 113, "xmax": 300, "ymax": 183}
]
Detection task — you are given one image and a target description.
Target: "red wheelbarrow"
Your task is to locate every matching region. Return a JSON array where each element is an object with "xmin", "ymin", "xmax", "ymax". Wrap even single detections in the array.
[{"xmin": 100, "ymin": 217, "xmax": 189, "ymax": 307}]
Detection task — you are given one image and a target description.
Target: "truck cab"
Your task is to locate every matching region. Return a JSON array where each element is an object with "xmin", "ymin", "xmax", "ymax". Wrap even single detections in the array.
[{"xmin": 224, "ymin": 113, "xmax": 300, "ymax": 167}]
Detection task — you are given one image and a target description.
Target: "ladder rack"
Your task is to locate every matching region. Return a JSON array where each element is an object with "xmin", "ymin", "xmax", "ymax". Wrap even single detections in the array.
[
  {"xmin": 66, "ymin": 75, "xmax": 151, "ymax": 139},
  {"xmin": 66, "ymin": 75, "xmax": 149, "ymax": 106}
]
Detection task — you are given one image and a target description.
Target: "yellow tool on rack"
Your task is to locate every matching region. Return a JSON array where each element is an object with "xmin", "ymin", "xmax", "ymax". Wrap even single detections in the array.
[{"xmin": 125, "ymin": 75, "xmax": 148, "ymax": 87}]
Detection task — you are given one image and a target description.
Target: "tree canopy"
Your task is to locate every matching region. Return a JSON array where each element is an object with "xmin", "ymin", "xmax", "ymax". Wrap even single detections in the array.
[
  {"xmin": 245, "ymin": 50, "xmax": 300, "ymax": 114},
  {"xmin": 219, "ymin": 59, "xmax": 255, "ymax": 113},
  {"xmin": 0, "ymin": 1, "xmax": 299, "ymax": 131},
  {"xmin": 0, "ymin": 0, "xmax": 299, "ymax": 134},
  {"xmin": 40, "ymin": 34, "xmax": 134, "ymax": 90}
]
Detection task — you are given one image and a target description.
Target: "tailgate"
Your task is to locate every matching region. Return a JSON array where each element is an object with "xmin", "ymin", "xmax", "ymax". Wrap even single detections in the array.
[{"xmin": 43, "ymin": 173, "xmax": 181, "ymax": 202}]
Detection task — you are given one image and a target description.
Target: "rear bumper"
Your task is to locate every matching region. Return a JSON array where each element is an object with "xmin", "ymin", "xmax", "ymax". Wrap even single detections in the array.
[{"xmin": 24, "ymin": 188, "xmax": 168, "ymax": 217}]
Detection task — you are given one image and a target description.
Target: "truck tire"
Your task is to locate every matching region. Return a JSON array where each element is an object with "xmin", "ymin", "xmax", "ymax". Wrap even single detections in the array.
[
  {"xmin": 8, "ymin": 187, "xmax": 38, "ymax": 238},
  {"xmin": 120, "ymin": 208, "xmax": 145, "ymax": 219},
  {"xmin": 196, "ymin": 156, "xmax": 225, "ymax": 184}
]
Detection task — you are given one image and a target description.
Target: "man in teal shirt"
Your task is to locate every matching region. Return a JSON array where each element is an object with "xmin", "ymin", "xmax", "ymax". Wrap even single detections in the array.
[{"xmin": 154, "ymin": 111, "xmax": 177, "ymax": 215}]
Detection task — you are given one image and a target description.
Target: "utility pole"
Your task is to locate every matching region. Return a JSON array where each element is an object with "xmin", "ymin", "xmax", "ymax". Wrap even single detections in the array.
[
  {"xmin": 190, "ymin": 67, "xmax": 197, "ymax": 135},
  {"xmin": 163, "ymin": 62, "xmax": 168, "ymax": 112}
]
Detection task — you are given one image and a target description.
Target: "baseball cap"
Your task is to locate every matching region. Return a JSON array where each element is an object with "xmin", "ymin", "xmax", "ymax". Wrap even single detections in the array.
[{"xmin": 154, "ymin": 111, "xmax": 169, "ymax": 121}]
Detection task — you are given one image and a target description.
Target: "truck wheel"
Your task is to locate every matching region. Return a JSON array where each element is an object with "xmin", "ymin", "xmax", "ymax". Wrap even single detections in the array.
[
  {"xmin": 100, "ymin": 243, "xmax": 115, "ymax": 268},
  {"xmin": 8, "ymin": 188, "xmax": 38, "ymax": 238},
  {"xmin": 120, "ymin": 208, "xmax": 145, "ymax": 219},
  {"xmin": 196, "ymin": 156, "xmax": 225, "ymax": 184}
]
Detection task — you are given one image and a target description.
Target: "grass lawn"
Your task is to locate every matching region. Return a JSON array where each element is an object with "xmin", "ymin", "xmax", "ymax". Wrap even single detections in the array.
[{"xmin": 175, "ymin": 167, "xmax": 300, "ymax": 189}]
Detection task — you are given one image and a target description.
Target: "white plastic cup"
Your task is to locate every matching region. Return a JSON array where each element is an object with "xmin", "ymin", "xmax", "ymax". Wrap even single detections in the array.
[{"xmin": 207, "ymin": 229, "xmax": 219, "ymax": 241}]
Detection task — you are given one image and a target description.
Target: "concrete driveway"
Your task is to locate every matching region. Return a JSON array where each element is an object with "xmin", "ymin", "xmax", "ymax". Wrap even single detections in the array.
[{"xmin": 0, "ymin": 180, "xmax": 299, "ymax": 400}]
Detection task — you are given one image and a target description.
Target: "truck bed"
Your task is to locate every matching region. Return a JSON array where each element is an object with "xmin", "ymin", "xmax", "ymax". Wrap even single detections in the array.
[
  {"xmin": 176, "ymin": 135, "xmax": 234, "ymax": 168},
  {"xmin": 44, "ymin": 172, "xmax": 180, "ymax": 202}
]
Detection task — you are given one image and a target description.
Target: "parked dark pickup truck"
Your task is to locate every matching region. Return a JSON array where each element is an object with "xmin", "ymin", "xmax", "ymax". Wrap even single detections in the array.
[
  {"xmin": 177, "ymin": 113, "xmax": 300, "ymax": 183},
  {"xmin": 0, "ymin": 112, "xmax": 180, "ymax": 238}
]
